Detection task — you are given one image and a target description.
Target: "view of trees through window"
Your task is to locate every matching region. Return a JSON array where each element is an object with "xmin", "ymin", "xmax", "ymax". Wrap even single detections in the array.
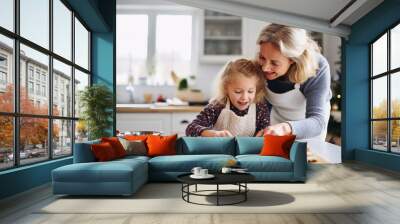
[
  {"xmin": 0, "ymin": 0, "xmax": 90, "ymax": 170},
  {"xmin": 371, "ymin": 23, "xmax": 400, "ymax": 153}
]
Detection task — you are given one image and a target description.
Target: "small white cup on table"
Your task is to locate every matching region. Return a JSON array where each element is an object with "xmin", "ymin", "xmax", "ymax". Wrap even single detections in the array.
[
  {"xmin": 191, "ymin": 167, "xmax": 202, "ymax": 176},
  {"xmin": 199, "ymin": 169, "xmax": 208, "ymax": 176}
]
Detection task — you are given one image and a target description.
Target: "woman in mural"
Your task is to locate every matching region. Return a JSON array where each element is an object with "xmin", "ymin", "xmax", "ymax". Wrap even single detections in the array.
[{"xmin": 256, "ymin": 24, "xmax": 332, "ymax": 144}]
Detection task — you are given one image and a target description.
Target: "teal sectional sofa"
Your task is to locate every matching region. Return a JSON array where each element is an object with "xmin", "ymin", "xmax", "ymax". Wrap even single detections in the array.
[{"xmin": 52, "ymin": 137, "xmax": 307, "ymax": 196}]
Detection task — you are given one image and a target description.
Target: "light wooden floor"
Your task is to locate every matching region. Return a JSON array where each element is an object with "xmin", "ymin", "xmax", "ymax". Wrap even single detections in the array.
[{"xmin": 1, "ymin": 162, "xmax": 400, "ymax": 224}]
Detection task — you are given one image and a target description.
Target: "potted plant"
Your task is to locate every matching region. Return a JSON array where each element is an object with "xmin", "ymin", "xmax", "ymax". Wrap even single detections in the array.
[{"xmin": 79, "ymin": 84, "xmax": 114, "ymax": 140}]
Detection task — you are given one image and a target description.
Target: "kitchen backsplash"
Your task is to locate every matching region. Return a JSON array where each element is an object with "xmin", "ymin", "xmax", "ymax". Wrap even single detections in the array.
[{"xmin": 117, "ymin": 84, "xmax": 178, "ymax": 104}]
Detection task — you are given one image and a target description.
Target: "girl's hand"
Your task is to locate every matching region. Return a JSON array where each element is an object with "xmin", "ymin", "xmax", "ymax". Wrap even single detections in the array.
[
  {"xmin": 255, "ymin": 129, "xmax": 264, "ymax": 137},
  {"xmin": 263, "ymin": 122, "xmax": 292, "ymax": 136},
  {"xmin": 201, "ymin": 129, "xmax": 233, "ymax": 137}
]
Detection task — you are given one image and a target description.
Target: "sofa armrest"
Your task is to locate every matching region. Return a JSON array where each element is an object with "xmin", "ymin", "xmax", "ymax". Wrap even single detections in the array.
[
  {"xmin": 289, "ymin": 141, "xmax": 307, "ymax": 181},
  {"xmin": 73, "ymin": 140, "xmax": 100, "ymax": 163}
]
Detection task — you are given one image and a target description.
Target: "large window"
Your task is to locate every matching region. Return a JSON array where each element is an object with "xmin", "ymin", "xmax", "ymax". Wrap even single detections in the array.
[
  {"xmin": 370, "ymin": 23, "xmax": 400, "ymax": 154},
  {"xmin": 117, "ymin": 10, "xmax": 195, "ymax": 86},
  {"xmin": 0, "ymin": 0, "xmax": 91, "ymax": 171}
]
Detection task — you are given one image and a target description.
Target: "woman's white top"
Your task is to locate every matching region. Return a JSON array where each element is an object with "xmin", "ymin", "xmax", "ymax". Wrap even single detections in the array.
[{"xmin": 266, "ymin": 82, "xmax": 330, "ymax": 141}]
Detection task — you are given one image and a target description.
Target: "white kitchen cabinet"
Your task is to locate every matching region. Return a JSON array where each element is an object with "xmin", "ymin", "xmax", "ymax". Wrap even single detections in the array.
[
  {"xmin": 199, "ymin": 9, "xmax": 243, "ymax": 63},
  {"xmin": 116, "ymin": 112, "xmax": 198, "ymax": 136},
  {"xmin": 172, "ymin": 112, "xmax": 198, "ymax": 136},
  {"xmin": 116, "ymin": 113, "xmax": 172, "ymax": 135}
]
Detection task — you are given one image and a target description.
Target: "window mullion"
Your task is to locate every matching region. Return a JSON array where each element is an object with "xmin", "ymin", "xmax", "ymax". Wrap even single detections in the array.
[
  {"xmin": 14, "ymin": 0, "xmax": 20, "ymax": 166},
  {"xmin": 388, "ymin": 29, "xmax": 391, "ymax": 152},
  {"xmin": 71, "ymin": 10, "xmax": 76, "ymax": 154},
  {"xmin": 147, "ymin": 13, "xmax": 156, "ymax": 79},
  {"xmin": 49, "ymin": 0, "xmax": 53, "ymax": 160},
  {"xmin": 370, "ymin": 45, "xmax": 373, "ymax": 149}
]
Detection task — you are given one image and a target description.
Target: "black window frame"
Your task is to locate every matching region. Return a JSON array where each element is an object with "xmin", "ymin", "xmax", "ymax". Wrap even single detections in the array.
[
  {"xmin": 0, "ymin": 0, "xmax": 92, "ymax": 171},
  {"xmin": 370, "ymin": 20, "xmax": 400, "ymax": 154}
]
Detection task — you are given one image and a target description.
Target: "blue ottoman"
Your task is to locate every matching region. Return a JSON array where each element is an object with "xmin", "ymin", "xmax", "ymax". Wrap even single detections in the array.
[{"xmin": 52, "ymin": 157, "xmax": 148, "ymax": 196}]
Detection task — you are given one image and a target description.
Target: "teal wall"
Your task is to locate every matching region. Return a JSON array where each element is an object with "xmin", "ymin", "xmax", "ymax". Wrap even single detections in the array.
[
  {"xmin": 91, "ymin": 0, "xmax": 116, "ymax": 135},
  {"xmin": 0, "ymin": 0, "xmax": 115, "ymax": 200},
  {"xmin": 0, "ymin": 158, "xmax": 72, "ymax": 199},
  {"xmin": 343, "ymin": 0, "xmax": 400, "ymax": 171}
]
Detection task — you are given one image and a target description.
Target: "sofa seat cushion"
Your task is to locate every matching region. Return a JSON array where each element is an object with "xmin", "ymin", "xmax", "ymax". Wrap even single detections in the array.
[
  {"xmin": 236, "ymin": 155, "xmax": 293, "ymax": 172},
  {"xmin": 53, "ymin": 159, "xmax": 147, "ymax": 183},
  {"xmin": 117, "ymin": 155, "xmax": 150, "ymax": 163},
  {"xmin": 149, "ymin": 154, "xmax": 235, "ymax": 172}
]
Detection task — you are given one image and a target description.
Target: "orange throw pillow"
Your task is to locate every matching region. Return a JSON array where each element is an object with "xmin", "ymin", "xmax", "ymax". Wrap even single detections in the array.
[
  {"xmin": 91, "ymin": 142, "xmax": 117, "ymax": 161},
  {"xmin": 146, "ymin": 134, "xmax": 177, "ymax": 157},
  {"xmin": 101, "ymin": 137, "xmax": 127, "ymax": 158},
  {"xmin": 259, "ymin": 134, "xmax": 296, "ymax": 159}
]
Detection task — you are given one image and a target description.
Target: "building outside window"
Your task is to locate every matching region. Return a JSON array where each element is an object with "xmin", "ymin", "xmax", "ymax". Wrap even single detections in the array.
[
  {"xmin": 0, "ymin": 54, "xmax": 7, "ymax": 88},
  {"xmin": 41, "ymin": 85, "xmax": 46, "ymax": 97},
  {"xmin": 0, "ymin": 71, "xmax": 7, "ymax": 87},
  {"xmin": 28, "ymin": 67, "xmax": 34, "ymax": 80},
  {"xmin": 0, "ymin": 54, "xmax": 7, "ymax": 67},
  {"xmin": 35, "ymin": 83, "xmax": 40, "ymax": 95},
  {"xmin": 54, "ymin": 89, "xmax": 58, "ymax": 104},
  {"xmin": 41, "ymin": 73, "xmax": 46, "ymax": 83},
  {"xmin": 35, "ymin": 70, "xmax": 40, "ymax": 81},
  {"xmin": 28, "ymin": 81, "xmax": 34, "ymax": 94},
  {"xmin": 370, "ymin": 23, "xmax": 400, "ymax": 154}
]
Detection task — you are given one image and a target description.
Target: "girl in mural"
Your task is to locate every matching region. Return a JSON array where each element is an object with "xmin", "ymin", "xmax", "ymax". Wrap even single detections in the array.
[{"xmin": 185, "ymin": 58, "xmax": 270, "ymax": 137}]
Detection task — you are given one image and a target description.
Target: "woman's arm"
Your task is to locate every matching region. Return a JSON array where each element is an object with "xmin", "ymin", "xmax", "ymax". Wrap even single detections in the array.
[
  {"xmin": 288, "ymin": 56, "xmax": 332, "ymax": 139},
  {"xmin": 185, "ymin": 103, "xmax": 223, "ymax": 136}
]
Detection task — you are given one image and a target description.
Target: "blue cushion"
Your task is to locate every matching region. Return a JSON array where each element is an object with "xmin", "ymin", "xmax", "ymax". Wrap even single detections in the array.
[
  {"xmin": 236, "ymin": 137, "xmax": 263, "ymax": 155},
  {"xmin": 236, "ymin": 155, "xmax": 293, "ymax": 172},
  {"xmin": 177, "ymin": 137, "xmax": 236, "ymax": 155},
  {"xmin": 148, "ymin": 154, "xmax": 235, "ymax": 172},
  {"xmin": 73, "ymin": 140, "xmax": 100, "ymax": 163}
]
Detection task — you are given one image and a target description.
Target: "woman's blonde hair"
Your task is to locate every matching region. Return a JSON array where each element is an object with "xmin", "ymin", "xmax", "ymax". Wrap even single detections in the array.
[
  {"xmin": 257, "ymin": 24, "xmax": 320, "ymax": 83},
  {"xmin": 211, "ymin": 58, "xmax": 266, "ymax": 105}
]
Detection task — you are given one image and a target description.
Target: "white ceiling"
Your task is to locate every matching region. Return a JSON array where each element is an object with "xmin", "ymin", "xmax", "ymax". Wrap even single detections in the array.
[
  {"xmin": 225, "ymin": 0, "xmax": 352, "ymax": 22},
  {"xmin": 165, "ymin": 0, "xmax": 384, "ymax": 37}
]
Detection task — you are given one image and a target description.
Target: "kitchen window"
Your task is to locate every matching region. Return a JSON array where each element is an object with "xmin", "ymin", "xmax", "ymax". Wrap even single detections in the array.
[
  {"xmin": 117, "ymin": 9, "xmax": 196, "ymax": 86},
  {"xmin": 370, "ymin": 22, "xmax": 400, "ymax": 154}
]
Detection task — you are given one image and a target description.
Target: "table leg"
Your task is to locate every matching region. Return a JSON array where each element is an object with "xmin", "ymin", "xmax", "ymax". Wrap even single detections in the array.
[
  {"xmin": 181, "ymin": 184, "xmax": 183, "ymax": 199},
  {"xmin": 245, "ymin": 183, "xmax": 247, "ymax": 201},
  {"xmin": 195, "ymin": 184, "xmax": 197, "ymax": 192},
  {"xmin": 217, "ymin": 184, "xmax": 219, "ymax": 206},
  {"xmin": 187, "ymin": 184, "xmax": 190, "ymax": 202}
]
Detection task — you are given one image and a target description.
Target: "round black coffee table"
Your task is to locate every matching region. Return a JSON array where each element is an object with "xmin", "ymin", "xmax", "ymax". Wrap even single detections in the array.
[{"xmin": 177, "ymin": 173, "xmax": 255, "ymax": 206}]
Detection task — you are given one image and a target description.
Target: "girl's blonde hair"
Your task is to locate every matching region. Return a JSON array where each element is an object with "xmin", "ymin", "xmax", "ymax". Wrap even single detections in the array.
[
  {"xmin": 257, "ymin": 24, "xmax": 320, "ymax": 83},
  {"xmin": 211, "ymin": 58, "xmax": 266, "ymax": 105}
]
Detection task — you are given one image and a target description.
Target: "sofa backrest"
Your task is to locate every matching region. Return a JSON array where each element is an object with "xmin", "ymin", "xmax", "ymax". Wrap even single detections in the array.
[
  {"xmin": 73, "ymin": 137, "xmax": 301, "ymax": 161},
  {"xmin": 74, "ymin": 139, "xmax": 100, "ymax": 163},
  {"xmin": 176, "ymin": 137, "xmax": 236, "ymax": 155},
  {"xmin": 235, "ymin": 137, "xmax": 263, "ymax": 155}
]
